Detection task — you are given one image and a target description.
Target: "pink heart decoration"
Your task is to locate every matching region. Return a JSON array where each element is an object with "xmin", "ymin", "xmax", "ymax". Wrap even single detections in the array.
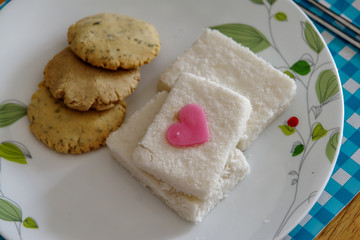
[{"xmin": 166, "ymin": 104, "xmax": 210, "ymax": 147}]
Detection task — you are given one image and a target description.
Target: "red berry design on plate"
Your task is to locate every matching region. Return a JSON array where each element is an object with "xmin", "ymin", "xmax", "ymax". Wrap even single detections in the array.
[{"xmin": 287, "ymin": 116, "xmax": 299, "ymax": 127}]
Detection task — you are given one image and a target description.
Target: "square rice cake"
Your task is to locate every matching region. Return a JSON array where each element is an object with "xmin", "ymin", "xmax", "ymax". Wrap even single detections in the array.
[
  {"xmin": 158, "ymin": 28, "xmax": 297, "ymax": 151},
  {"xmin": 133, "ymin": 73, "xmax": 252, "ymax": 200},
  {"xmin": 106, "ymin": 91, "xmax": 250, "ymax": 222}
]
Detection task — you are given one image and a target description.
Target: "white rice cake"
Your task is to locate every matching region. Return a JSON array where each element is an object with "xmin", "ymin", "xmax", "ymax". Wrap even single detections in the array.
[
  {"xmin": 158, "ymin": 28, "xmax": 297, "ymax": 151},
  {"xmin": 132, "ymin": 73, "xmax": 252, "ymax": 200},
  {"xmin": 106, "ymin": 91, "xmax": 250, "ymax": 222}
]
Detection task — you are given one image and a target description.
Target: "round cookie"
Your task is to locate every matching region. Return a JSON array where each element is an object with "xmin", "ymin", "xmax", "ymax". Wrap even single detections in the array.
[
  {"xmin": 67, "ymin": 13, "xmax": 161, "ymax": 70},
  {"xmin": 44, "ymin": 47, "xmax": 139, "ymax": 111},
  {"xmin": 28, "ymin": 82, "xmax": 126, "ymax": 154}
]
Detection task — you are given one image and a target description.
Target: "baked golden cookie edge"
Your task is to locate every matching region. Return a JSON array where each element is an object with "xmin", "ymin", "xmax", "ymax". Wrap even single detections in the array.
[
  {"xmin": 43, "ymin": 47, "xmax": 139, "ymax": 111},
  {"xmin": 67, "ymin": 13, "xmax": 161, "ymax": 70},
  {"xmin": 28, "ymin": 82, "xmax": 127, "ymax": 154}
]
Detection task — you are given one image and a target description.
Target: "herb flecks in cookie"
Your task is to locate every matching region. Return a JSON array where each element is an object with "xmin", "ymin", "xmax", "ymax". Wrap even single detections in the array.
[
  {"xmin": 67, "ymin": 13, "xmax": 160, "ymax": 70},
  {"xmin": 27, "ymin": 82, "xmax": 126, "ymax": 154},
  {"xmin": 44, "ymin": 47, "xmax": 139, "ymax": 111}
]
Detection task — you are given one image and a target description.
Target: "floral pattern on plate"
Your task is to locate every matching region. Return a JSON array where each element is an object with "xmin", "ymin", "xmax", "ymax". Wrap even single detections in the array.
[
  {"xmin": 211, "ymin": 0, "xmax": 341, "ymax": 238},
  {"xmin": 0, "ymin": 100, "xmax": 38, "ymax": 239},
  {"xmin": 0, "ymin": 0, "xmax": 343, "ymax": 239}
]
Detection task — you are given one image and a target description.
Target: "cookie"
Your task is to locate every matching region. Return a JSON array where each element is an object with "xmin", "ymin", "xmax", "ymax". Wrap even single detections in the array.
[
  {"xmin": 28, "ymin": 82, "xmax": 126, "ymax": 154},
  {"xmin": 67, "ymin": 13, "xmax": 161, "ymax": 70},
  {"xmin": 44, "ymin": 47, "xmax": 139, "ymax": 111}
]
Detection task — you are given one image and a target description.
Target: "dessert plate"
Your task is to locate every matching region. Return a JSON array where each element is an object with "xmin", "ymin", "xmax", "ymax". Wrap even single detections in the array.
[{"xmin": 0, "ymin": 0, "xmax": 343, "ymax": 239}]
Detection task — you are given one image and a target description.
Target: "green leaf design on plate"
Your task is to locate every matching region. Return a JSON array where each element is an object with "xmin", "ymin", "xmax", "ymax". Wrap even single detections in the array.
[
  {"xmin": 23, "ymin": 217, "xmax": 39, "ymax": 229},
  {"xmin": 0, "ymin": 101, "xmax": 27, "ymax": 128},
  {"xmin": 292, "ymin": 143, "xmax": 304, "ymax": 157},
  {"xmin": 302, "ymin": 21, "xmax": 324, "ymax": 53},
  {"xmin": 251, "ymin": 0, "xmax": 264, "ymax": 4},
  {"xmin": 283, "ymin": 70, "xmax": 295, "ymax": 79},
  {"xmin": 312, "ymin": 123, "xmax": 327, "ymax": 141},
  {"xmin": 311, "ymin": 105, "xmax": 323, "ymax": 120},
  {"xmin": 267, "ymin": 0, "xmax": 277, "ymax": 4},
  {"xmin": 326, "ymin": 131, "xmax": 340, "ymax": 163},
  {"xmin": 0, "ymin": 197, "xmax": 22, "ymax": 222},
  {"xmin": 316, "ymin": 69, "xmax": 339, "ymax": 105},
  {"xmin": 275, "ymin": 12, "xmax": 287, "ymax": 21},
  {"xmin": 0, "ymin": 142, "xmax": 29, "ymax": 164},
  {"xmin": 210, "ymin": 23, "xmax": 270, "ymax": 53},
  {"xmin": 290, "ymin": 60, "xmax": 311, "ymax": 76},
  {"xmin": 278, "ymin": 125, "xmax": 295, "ymax": 136}
]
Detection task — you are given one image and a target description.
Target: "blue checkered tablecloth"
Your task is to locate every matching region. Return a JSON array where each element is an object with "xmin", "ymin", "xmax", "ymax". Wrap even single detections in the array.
[
  {"xmin": 288, "ymin": 0, "xmax": 360, "ymax": 239},
  {"xmin": 0, "ymin": 0, "xmax": 359, "ymax": 240}
]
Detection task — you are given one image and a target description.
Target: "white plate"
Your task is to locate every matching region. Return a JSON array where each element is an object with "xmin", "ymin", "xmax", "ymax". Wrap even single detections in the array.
[{"xmin": 0, "ymin": 0, "xmax": 343, "ymax": 239}]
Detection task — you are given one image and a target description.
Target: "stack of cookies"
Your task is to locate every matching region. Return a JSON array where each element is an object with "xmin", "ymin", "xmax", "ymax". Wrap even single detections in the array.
[{"xmin": 27, "ymin": 13, "xmax": 161, "ymax": 154}]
